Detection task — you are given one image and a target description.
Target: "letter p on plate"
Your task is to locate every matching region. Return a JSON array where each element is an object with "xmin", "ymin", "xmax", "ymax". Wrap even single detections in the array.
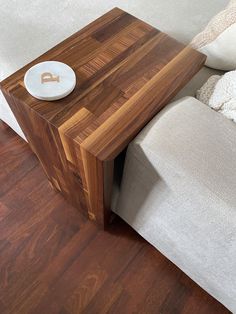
[{"xmin": 41, "ymin": 72, "xmax": 60, "ymax": 84}]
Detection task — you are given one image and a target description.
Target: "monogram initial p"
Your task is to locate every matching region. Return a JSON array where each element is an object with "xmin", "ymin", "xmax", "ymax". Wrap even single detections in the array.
[{"xmin": 41, "ymin": 72, "xmax": 60, "ymax": 84}]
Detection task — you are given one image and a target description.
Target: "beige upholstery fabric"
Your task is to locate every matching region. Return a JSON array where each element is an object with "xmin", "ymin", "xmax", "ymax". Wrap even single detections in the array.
[
  {"xmin": 113, "ymin": 97, "xmax": 236, "ymax": 312},
  {"xmin": 174, "ymin": 67, "xmax": 223, "ymax": 100},
  {"xmin": 0, "ymin": 0, "xmax": 227, "ymax": 138}
]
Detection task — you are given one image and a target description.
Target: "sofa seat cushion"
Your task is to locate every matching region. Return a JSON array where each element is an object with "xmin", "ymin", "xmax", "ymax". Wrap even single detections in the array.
[{"xmin": 114, "ymin": 97, "xmax": 236, "ymax": 312}]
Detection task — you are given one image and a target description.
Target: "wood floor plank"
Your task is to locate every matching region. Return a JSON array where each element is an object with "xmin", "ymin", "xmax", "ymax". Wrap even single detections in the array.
[
  {"xmin": 0, "ymin": 202, "xmax": 8, "ymax": 222},
  {"xmin": 0, "ymin": 123, "xmax": 230, "ymax": 314}
]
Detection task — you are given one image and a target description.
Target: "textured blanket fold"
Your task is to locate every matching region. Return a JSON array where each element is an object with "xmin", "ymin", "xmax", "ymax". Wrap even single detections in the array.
[{"xmin": 196, "ymin": 70, "xmax": 236, "ymax": 122}]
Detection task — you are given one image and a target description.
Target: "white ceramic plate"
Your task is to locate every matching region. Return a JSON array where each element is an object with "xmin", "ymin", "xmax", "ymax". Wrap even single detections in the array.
[{"xmin": 24, "ymin": 61, "xmax": 76, "ymax": 101}]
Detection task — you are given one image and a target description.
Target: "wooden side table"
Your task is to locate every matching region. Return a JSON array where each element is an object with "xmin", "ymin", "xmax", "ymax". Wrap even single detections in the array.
[{"xmin": 1, "ymin": 8, "xmax": 206, "ymax": 227}]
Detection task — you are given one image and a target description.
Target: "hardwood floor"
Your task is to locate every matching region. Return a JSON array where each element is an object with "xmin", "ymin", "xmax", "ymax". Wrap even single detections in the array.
[{"xmin": 0, "ymin": 121, "xmax": 230, "ymax": 314}]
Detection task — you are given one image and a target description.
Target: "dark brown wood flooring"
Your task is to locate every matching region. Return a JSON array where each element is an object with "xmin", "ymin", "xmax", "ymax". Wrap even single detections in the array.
[{"xmin": 0, "ymin": 121, "xmax": 230, "ymax": 314}]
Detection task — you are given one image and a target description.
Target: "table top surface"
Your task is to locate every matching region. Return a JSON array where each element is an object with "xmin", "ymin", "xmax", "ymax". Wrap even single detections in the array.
[{"xmin": 1, "ymin": 8, "xmax": 206, "ymax": 160}]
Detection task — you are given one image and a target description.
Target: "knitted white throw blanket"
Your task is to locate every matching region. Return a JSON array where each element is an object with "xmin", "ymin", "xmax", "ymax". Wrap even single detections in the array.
[{"xmin": 196, "ymin": 70, "xmax": 236, "ymax": 122}]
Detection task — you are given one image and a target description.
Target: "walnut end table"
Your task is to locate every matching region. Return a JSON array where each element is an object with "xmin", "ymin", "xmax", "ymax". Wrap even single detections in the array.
[{"xmin": 1, "ymin": 8, "xmax": 206, "ymax": 227}]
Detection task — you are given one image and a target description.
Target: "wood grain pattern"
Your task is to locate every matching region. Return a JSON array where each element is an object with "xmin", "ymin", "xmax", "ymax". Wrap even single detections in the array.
[
  {"xmin": 0, "ymin": 8, "xmax": 206, "ymax": 226},
  {"xmin": 0, "ymin": 121, "xmax": 230, "ymax": 313}
]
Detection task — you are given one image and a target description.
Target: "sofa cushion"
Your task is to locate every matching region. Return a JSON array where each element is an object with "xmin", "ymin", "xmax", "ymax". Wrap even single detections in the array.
[
  {"xmin": 196, "ymin": 75, "xmax": 221, "ymax": 104},
  {"xmin": 191, "ymin": 0, "xmax": 236, "ymax": 70},
  {"xmin": 197, "ymin": 70, "xmax": 236, "ymax": 122}
]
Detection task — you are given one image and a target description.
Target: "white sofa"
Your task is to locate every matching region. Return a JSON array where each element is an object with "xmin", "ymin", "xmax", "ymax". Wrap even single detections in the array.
[
  {"xmin": 1, "ymin": 0, "xmax": 233, "ymax": 311},
  {"xmin": 114, "ymin": 97, "xmax": 236, "ymax": 312}
]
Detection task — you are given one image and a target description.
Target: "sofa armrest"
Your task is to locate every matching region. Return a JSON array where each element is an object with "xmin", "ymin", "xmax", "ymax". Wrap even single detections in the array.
[{"xmin": 132, "ymin": 96, "xmax": 236, "ymax": 208}]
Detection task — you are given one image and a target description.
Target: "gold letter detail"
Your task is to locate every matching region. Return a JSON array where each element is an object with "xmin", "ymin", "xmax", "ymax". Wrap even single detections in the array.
[{"xmin": 41, "ymin": 72, "xmax": 60, "ymax": 84}]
